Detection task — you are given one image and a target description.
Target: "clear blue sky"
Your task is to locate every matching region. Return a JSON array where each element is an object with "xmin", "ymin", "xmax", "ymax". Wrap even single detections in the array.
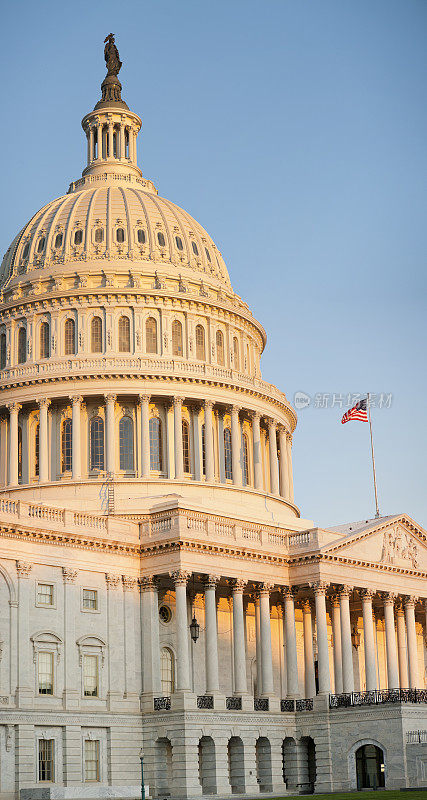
[{"xmin": 1, "ymin": 1, "xmax": 426, "ymax": 528}]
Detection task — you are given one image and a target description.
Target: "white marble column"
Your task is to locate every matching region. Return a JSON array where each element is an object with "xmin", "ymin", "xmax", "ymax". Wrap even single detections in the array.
[
  {"xmin": 404, "ymin": 596, "xmax": 419, "ymax": 689},
  {"xmin": 140, "ymin": 576, "xmax": 161, "ymax": 696},
  {"xmin": 7, "ymin": 402, "xmax": 21, "ymax": 486},
  {"xmin": 105, "ymin": 394, "xmax": 116, "ymax": 474},
  {"xmin": 286, "ymin": 432, "xmax": 294, "ymax": 503},
  {"xmin": 383, "ymin": 593, "xmax": 399, "ymax": 689},
  {"xmin": 108, "ymin": 120, "xmax": 113, "ymax": 158},
  {"xmin": 283, "ymin": 588, "xmax": 299, "ymax": 697},
  {"xmin": 16, "ymin": 561, "xmax": 33, "ymax": 704},
  {"xmin": 63, "ymin": 567, "xmax": 79, "ymax": 708},
  {"xmin": 302, "ymin": 599, "xmax": 316, "ymax": 698},
  {"xmin": 231, "ymin": 405, "xmax": 242, "ymax": 486},
  {"xmin": 312, "ymin": 582, "xmax": 331, "ymax": 693},
  {"xmin": 259, "ymin": 583, "xmax": 274, "ymax": 697},
  {"xmin": 96, "ymin": 122, "xmax": 103, "ymax": 159},
  {"xmin": 173, "ymin": 397, "xmax": 184, "ymax": 479},
  {"xmin": 89, "ymin": 126, "xmax": 94, "ymax": 162},
  {"xmin": 204, "ymin": 400, "xmax": 215, "ymax": 482},
  {"xmin": 361, "ymin": 589, "xmax": 377, "ymax": 691},
  {"xmin": 171, "ymin": 570, "xmax": 191, "ymax": 692},
  {"xmin": 330, "ymin": 596, "xmax": 343, "ymax": 694},
  {"xmin": 38, "ymin": 398, "xmax": 50, "ymax": 483},
  {"xmin": 71, "ymin": 396, "xmax": 82, "ymax": 480},
  {"xmin": 139, "ymin": 394, "xmax": 150, "ymax": 477},
  {"xmin": 278, "ymin": 426, "xmax": 290, "ymax": 500},
  {"xmin": 268, "ymin": 419, "xmax": 279, "ymax": 495},
  {"xmin": 204, "ymin": 576, "xmax": 220, "ymax": 694},
  {"xmin": 122, "ymin": 577, "xmax": 138, "ymax": 700},
  {"xmin": 339, "ymin": 586, "xmax": 354, "ymax": 694},
  {"xmin": 232, "ymin": 580, "xmax": 248, "ymax": 695},
  {"xmin": 252, "ymin": 412, "xmax": 263, "ymax": 490},
  {"xmin": 119, "ymin": 122, "xmax": 125, "ymax": 160},
  {"xmin": 396, "ymin": 601, "xmax": 409, "ymax": 688}
]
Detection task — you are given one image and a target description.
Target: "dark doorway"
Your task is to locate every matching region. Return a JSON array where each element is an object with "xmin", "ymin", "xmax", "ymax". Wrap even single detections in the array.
[{"xmin": 356, "ymin": 744, "xmax": 385, "ymax": 789}]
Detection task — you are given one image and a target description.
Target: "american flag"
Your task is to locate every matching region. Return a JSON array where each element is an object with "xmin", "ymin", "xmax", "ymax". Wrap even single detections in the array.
[{"xmin": 341, "ymin": 398, "xmax": 368, "ymax": 424}]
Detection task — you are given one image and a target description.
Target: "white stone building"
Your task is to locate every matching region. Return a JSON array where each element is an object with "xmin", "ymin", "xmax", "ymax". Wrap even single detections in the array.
[{"xmin": 0, "ymin": 42, "xmax": 426, "ymax": 799}]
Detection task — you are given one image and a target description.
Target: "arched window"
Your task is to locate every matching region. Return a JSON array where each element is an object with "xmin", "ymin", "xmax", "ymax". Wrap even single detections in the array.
[
  {"xmin": 116, "ymin": 228, "xmax": 125, "ymax": 243},
  {"xmin": 195, "ymin": 325, "xmax": 205, "ymax": 360},
  {"xmin": 64, "ymin": 318, "xmax": 76, "ymax": 355},
  {"xmin": 160, "ymin": 647, "xmax": 175, "ymax": 695},
  {"xmin": 157, "ymin": 232, "xmax": 166, "ymax": 247},
  {"xmin": 242, "ymin": 432, "xmax": 250, "ymax": 486},
  {"xmin": 246, "ymin": 344, "xmax": 250, "ymax": 372},
  {"xmin": 37, "ymin": 237, "xmax": 46, "ymax": 253},
  {"xmin": 175, "ymin": 235, "xmax": 183, "ymax": 251},
  {"xmin": 94, "ymin": 228, "xmax": 104, "ymax": 243},
  {"xmin": 0, "ymin": 331, "xmax": 6, "ymax": 369},
  {"xmin": 191, "ymin": 241, "xmax": 199, "ymax": 256},
  {"xmin": 182, "ymin": 420, "xmax": 191, "ymax": 474},
  {"xmin": 18, "ymin": 327, "xmax": 27, "ymax": 364},
  {"xmin": 90, "ymin": 417, "xmax": 104, "ymax": 471},
  {"xmin": 216, "ymin": 330, "xmax": 224, "ymax": 366},
  {"xmin": 39, "ymin": 321, "xmax": 50, "ymax": 359},
  {"xmin": 146, "ymin": 317, "xmax": 157, "ymax": 354},
  {"xmin": 149, "ymin": 417, "xmax": 162, "ymax": 471},
  {"xmin": 119, "ymin": 416, "xmax": 134, "ymax": 471},
  {"xmin": 201, "ymin": 424, "xmax": 206, "ymax": 476},
  {"xmin": 172, "ymin": 320, "xmax": 183, "ymax": 357},
  {"xmin": 61, "ymin": 418, "xmax": 72, "ymax": 472},
  {"xmin": 22, "ymin": 242, "xmax": 30, "ymax": 259},
  {"xmin": 233, "ymin": 337, "xmax": 240, "ymax": 371},
  {"xmin": 74, "ymin": 230, "xmax": 83, "ymax": 245},
  {"xmin": 118, "ymin": 316, "xmax": 131, "ymax": 352},
  {"xmin": 91, "ymin": 317, "xmax": 102, "ymax": 353},
  {"xmin": 205, "ymin": 247, "xmax": 211, "ymax": 263},
  {"xmin": 18, "ymin": 426, "xmax": 22, "ymax": 481},
  {"xmin": 34, "ymin": 423, "xmax": 40, "ymax": 477},
  {"xmin": 54, "ymin": 233, "xmax": 63, "ymax": 249},
  {"xmin": 224, "ymin": 427, "xmax": 232, "ymax": 480},
  {"xmin": 137, "ymin": 229, "xmax": 146, "ymax": 244}
]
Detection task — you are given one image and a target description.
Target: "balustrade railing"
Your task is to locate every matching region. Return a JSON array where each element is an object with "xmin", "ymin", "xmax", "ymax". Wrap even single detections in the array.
[
  {"xmin": 407, "ymin": 730, "xmax": 427, "ymax": 744},
  {"xmin": 226, "ymin": 696, "xmax": 242, "ymax": 710},
  {"xmin": 153, "ymin": 696, "xmax": 171, "ymax": 711},
  {"xmin": 329, "ymin": 688, "xmax": 427, "ymax": 709},
  {"xmin": 197, "ymin": 695, "xmax": 214, "ymax": 709}
]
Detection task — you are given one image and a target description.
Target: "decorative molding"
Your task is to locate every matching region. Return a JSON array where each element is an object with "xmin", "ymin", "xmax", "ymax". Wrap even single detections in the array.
[
  {"xmin": 122, "ymin": 576, "xmax": 138, "ymax": 591},
  {"xmin": 16, "ymin": 561, "xmax": 32, "ymax": 578},
  {"xmin": 169, "ymin": 569, "xmax": 191, "ymax": 586},
  {"xmin": 62, "ymin": 567, "xmax": 78, "ymax": 583},
  {"xmin": 105, "ymin": 574, "xmax": 121, "ymax": 589},
  {"xmin": 139, "ymin": 575, "xmax": 158, "ymax": 592}
]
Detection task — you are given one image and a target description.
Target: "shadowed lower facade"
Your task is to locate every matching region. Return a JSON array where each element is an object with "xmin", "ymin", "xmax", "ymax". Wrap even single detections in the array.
[{"xmin": 0, "ymin": 40, "xmax": 426, "ymax": 799}]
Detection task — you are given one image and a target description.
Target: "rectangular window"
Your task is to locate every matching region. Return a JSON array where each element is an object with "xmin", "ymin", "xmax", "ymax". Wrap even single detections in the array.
[
  {"xmin": 84, "ymin": 739, "xmax": 100, "ymax": 781},
  {"xmin": 38, "ymin": 738, "xmax": 54, "ymax": 781},
  {"xmin": 83, "ymin": 655, "xmax": 99, "ymax": 697},
  {"xmin": 37, "ymin": 583, "xmax": 54, "ymax": 606},
  {"xmin": 82, "ymin": 589, "xmax": 98, "ymax": 611},
  {"xmin": 38, "ymin": 651, "xmax": 54, "ymax": 695}
]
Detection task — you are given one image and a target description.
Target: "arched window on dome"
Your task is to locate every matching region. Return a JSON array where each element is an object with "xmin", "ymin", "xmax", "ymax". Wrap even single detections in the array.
[
  {"xmin": 61, "ymin": 418, "xmax": 72, "ymax": 473},
  {"xmin": 118, "ymin": 316, "xmax": 131, "ymax": 353},
  {"xmin": 54, "ymin": 233, "xmax": 63, "ymax": 249},
  {"xmin": 172, "ymin": 320, "xmax": 183, "ymax": 357},
  {"xmin": 224, "ymin": 427, "xmax": 232, "ymax": 480},
  {"xmin": 182, "ymin": 420, "xmax": 191, "ymax": 474},
  {"xmin": 18, "ymin": 327, "xmax": 27, "ymax": 364},
  {"xmin": 160, "ymin": 647, "xmax": 175, "ymax": 695},
  {"xmin": 39, "ymin": 321, "xmax": 50, "ymax": 360},
  {"xmin": 22, "ymin": 242, "xmax": 30, "ymax": 260},
  {"xmin": 205, "ymin": 247, "xmax": 211, "ymax": 263},
  {"xmin": 34, "ymin": 423, "xmax": 40, "ymax": 477},
  {"xmin": 37, "ymin": 237, "xmax": 46, "ymax": 254},
  {"xmin": 246, "ymin": 344, "xmax": 250, "ymax": 372},
  {"xmin": 242, "ymin": 432, "xmax": 250, "ymax": 487},
  {"xmin": 149, "ymin": 417, "xmax": 162, "ymax": 472},
  {"xmin": 137, "ymin": 229, "xmax": 146, "ymax": 245},
  {"xmin": 94, "ymin": 228, "xmax": 104, "ymax": 244},
  {"xmin": 233, "ymin": 337, "xmax": 240, "ymax": 372},
  {"xmin": 64, "ymin": 318, "xmax": 76, "ymax": 356},
  {"xmin": 175, "ymin": 235, "xmax": 183, "ymax": 251},
  {"xmin": 90, "ymin": 417, "xmax": 104, "ymax": 471},
  {"xmin": 216, "ymin": 330, "xmax": 225, "ymax": 366},
  {"xmin": 191, "ymin": 241, "xmax": 199, "ymax": 256},
  {"xmin": 157, "ymin": 232, "xmax": 166, "ymax": 248},
  {"xmin": 74, "ymin": 230, "xmax": 83, "ymax": 246},
  {"xmin": 18, "ymin": 426, "xmax": 22, "ymax": 482},
  {"xmin": 91, "ymin": 317, "xmax": 103, "ymax": 353},
  {"xmin": 0, "ymin": 330, "xmax": 6, "ymax": 369},
  {"xmin": 195, "ymin": 325, "xmax": 205, "ymax": 361},
  {"xmin": 145, "ymin": 317, "xmax": 157, "ymax": 354},
  {"xmin": 119, "ymin": 416, "xmax": 134, "ymax": 472},
  {"xmin": 116, "ymin": 228, "xmax": 125, "ymax": 244}
]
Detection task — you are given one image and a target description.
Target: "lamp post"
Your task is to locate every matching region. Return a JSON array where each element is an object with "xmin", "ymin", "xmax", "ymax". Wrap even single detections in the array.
[{"xmin": 139, "ymin": 748, "xmax": 145, "ymax": 800}]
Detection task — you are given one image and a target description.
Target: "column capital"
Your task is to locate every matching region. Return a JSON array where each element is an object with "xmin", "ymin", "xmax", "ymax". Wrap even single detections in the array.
[
  {"xmin": 122, "ymin": 576, "xmax": 138, "ymax": 591},
  {"xmin": 139, "ymin": 393, "xmax": 151, "ymax": 407},
  {"xmin": 204, "ymin": 574, "xmax": 221, "ymax": 590},
  {"xmin": 104, "ymin": 393, "xmax": 117, "ymax": 405},
  {"xmin": 7, "ymin": 402, "xmax": 21, "ymax": 413},
  {"xmin": 173, "ymin": 396, "xmax": 184, "ymax": 408},
  {"xmin": 169, "ymin": 569, "xmax": 191, "ymax": 586},
  {"xmin": 70, "ymin": 395, "xmax": 83, "ymax": 406},
  {"xmin": 360, "ymin": 588, "xmax": 376, "ymax": 600},
  {"xmin": 37, "ymin": 398, "xmax": 51, "ymax": 410},
  {"xmin": 338, "ymin": 584, "xmax": 353, "ymax": 597},
  {"xmin": 310, "ymin": 580, "xmax": 329, "ymax": 596},
  {"xmin": 231, "ymin": 404, "xmax": 242, "ymax": 416},
  {"xmin": 267, "ymin": 417, "xmax": 277, "ymax": 430},
  {"xmin": 329, "ymin": 594, "xmax": 340, "ymax": 607},
  {"xmin": 301, "ymin": 597, "xmax": 313, "ymax": 613},
  {"xmin": 62, "ymin": 567, "xmax": 78, "ymax": 584},
  {"xmin": 286, "ymin": 431, "xmax": 293, "ymax": 444},
  {"xmin": 281, "ymin": 586, "xmax": 298, "ymax": 601},
  {"xmin": 382, "ymin": 591, "xmax": 397, "ymax": 606},
  {"xmin": 204, "ymin": 399, "xmax": 214, "ymax": 410},
  {"xmin": 258, "ymin": 581, "xmax": 275, "ymax": 596},
  {"xmin": 105, "ymin": 573, "xmax": 122, "ymax": 590},
  {"xmin": 404, "ymin": 595, "xmax": 418, "ymax": 609},
  {"xmin": 139, "ymin": 575, "xmax": 158, "ymax": 592},
  {"xmin": 232, "ymin": 578, "xmax": 247, "ymax": 593},
  {"xmin": 248, "ymin": 409, "xmax": 261, "ymax": 422},
  {"xmin": 16, "ymin": 561, "xmax": 32, "ymax": 578}
]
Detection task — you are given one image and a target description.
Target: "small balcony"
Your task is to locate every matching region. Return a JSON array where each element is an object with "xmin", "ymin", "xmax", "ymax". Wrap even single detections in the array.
[{"xmin": 329, "ymin": 688, "xmax": 427, "ymax": 709}]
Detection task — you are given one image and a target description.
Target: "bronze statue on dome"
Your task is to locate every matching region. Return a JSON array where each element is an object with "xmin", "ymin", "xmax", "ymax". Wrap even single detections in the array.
[{"xmin": 104, "ymin": 34, "xmax": 122, "ymax": 77}]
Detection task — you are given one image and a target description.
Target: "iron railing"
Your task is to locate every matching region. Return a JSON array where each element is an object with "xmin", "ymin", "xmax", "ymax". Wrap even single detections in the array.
[
  {"xmin": 154, "ymin": 696, "xmax": 171, "ymax": 710},
  {"xmin": 226, "ymin": 696, "xmax": 242, "ymax": 710},
  {"xmin": 197, "ymin": 695, "xmax": 214, "ymax": 709},
  {"xmin": 254, "ymin": 698, "xmax": 269, "ymax": 711},
  {"xmin": 329, "ymin": 688, "xmax": 427, "ymax": 708},
  {"xmin": 296, "ymin": 698, "xmax": 314, "ymax": 711},
  {"xmin": 281, "ymin": 698, "xmax": 295, "ymax": 712}
]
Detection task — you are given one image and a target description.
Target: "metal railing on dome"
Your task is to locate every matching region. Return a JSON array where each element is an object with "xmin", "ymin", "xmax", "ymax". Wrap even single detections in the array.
[{"xmin": 329, "ymin": 688, "xmax": 427, "ymax": 708}]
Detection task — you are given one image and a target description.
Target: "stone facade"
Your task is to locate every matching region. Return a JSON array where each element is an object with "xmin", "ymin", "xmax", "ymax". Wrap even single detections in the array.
[{"xmin": 0, "ymin": 45, "xmax": 425, "ymax": 800}]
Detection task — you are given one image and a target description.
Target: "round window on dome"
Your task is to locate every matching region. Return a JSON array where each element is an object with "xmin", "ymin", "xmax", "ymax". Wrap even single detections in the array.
[
  {"xmin": 22, "ymin": 242, "xmax": 29, "ymax": 259},
  {"xmin": 116, "ymin": 227, "xmax": 125, "ymax": 243},
  {"xmin": 159, "ymin": 605, "xmax": 172, "ymax": 624},
  {"xmin": 54, "ymin": 233, "xmax": 63, "ymax": 249},
  {"xmin": 191, "ymin": 241, "xmax": 199, "ymax": 256},
  {"xmin": 74, "ymin": 230, "xmax": 83, "ymax": 245},
  {"xmin": 157, "ymin": 232, "xmax": 166, "ymax": 248},
  {"xmin": 37, "ymin": 237, "xmax": 45, "ymax": 254},
  {"xmin": 175, "ymin": 236, "xmax": 183, "ymax": 251},
  {"xmin": 137, "ymin": 229, "xmax": 146, "ymax": 244}
]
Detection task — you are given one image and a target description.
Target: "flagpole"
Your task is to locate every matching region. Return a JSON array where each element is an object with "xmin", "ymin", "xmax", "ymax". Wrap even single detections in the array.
[{"xmin": 367, "ymin": 393, "xmax": 380, "ymax": 518}]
